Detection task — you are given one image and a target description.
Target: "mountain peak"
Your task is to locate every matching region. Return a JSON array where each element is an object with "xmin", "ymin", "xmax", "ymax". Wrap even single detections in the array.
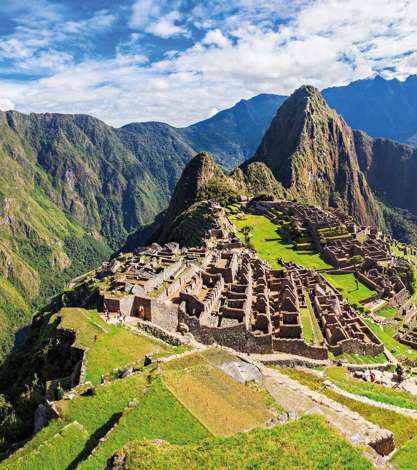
[
  {"xmin": 287, "ymin": 84, "xmax": 330, "ymax": 115},
  {"xmin": 293, "ymin": 84, "xmax": 321, "ymax": 96},
  {"xmin": 161, "ymin": 152, "xmax": 237, "ymax": 239},
  {"xmin": 251, "ymin": 87, "xmax": 382, "ymax": 226}
]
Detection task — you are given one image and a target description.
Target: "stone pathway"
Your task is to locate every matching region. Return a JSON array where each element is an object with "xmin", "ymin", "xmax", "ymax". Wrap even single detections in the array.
[{"xmin": 254, "ymin": 364, "xmax": 395, "ymax": 467}]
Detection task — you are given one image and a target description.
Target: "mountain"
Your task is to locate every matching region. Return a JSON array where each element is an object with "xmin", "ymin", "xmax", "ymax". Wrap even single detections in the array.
[
  {"xmin": 247, "ymin": 85, "xmax": 382, "ymax": 226},
  {"xmin": 322, "ymin": 75, "xmax": 417, "ymax": 144},
  {"xmin": 1, "ymin": 96, "xmax": 289, "ymax": 356},
  {"xmin": 171, "ymin": 76, "xmax": 417, "ymax": 172},
  {"xmin": 353, "ymin": 131, "xmax": 417, "ymax": 243},
  {"xmin": 354, "ymin": 131, "xmax": 417, "ymax": 213},
  {"xmin": 0, "ymin": 112, "xmax": 198, "ymax": 358},
  {"xmin": 159, "ymin": 152, "xmax": 239, "ymax": 246},
  {"xmin": 180, "ymin": 94, "xmax": 286, "ymax": 170},
  {"xmin": 137, "ymin": 152, "xmax": 283, "ymax": 247},
  {"xmin": 240, "ymin": 85, "xmax": 417, "ymax": 244}
]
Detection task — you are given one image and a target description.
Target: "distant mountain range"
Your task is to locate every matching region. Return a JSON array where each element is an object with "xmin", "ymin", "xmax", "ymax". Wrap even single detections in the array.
[
  {"xmin": 171, "ymin": 74, "xmax": 417, "ymax": 171},
  {"xmin": 1, "ymin": 74, "xmax": 417, "ymax": 358}
]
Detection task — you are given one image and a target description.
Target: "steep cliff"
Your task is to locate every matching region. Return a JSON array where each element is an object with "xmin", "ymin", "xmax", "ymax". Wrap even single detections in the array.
[
  {"xmin": 248, "ymin": 86, "xmax": 382, "ymax": 226},
  {"xmin": 354, "ymin": 130, "xmax": 417, "ymax": 214}
]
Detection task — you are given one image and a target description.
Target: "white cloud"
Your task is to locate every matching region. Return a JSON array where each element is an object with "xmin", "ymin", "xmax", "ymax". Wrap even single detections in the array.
[
  {"xmin": 202, "ymin": 29, "xmax": 230, "ymax": 48},
  {"xmin": 130, "ymin": 0, "xmax": 187, "ymax": 38},
  {"xmin": 0, "ymin": 97, "xmax": 15, "ymax": 111},
  {"xmin": 130, "ymin": 0, "xmax": 163, "ymax": 28},
  {"xmin": 146, "ymin": 11, "xmax": 187, "ymax": 38},
  {"xmin": 0, "ymin": 7, "xmax": 117, "ymax": 75},
  {"xmin": 1, "ymin": 0, "xmax": 417, "ymax": 127},
  {"xmin": 62, "ymin": 10, "xmax": 116, "ymax": 34}
]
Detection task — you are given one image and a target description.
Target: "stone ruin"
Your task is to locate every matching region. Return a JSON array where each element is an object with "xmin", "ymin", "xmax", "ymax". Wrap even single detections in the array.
[
  {"xmin": 94, "ymin": 233, "xmax": 383, "ymax": 360},
  {"xmin": 253, "ymin": 200, "xmax": 391, "ymax": 268},
  {"xmin": 253, "ymin": 200, "xmax": 416, "ymax": 320},
  {"xmin": 89, "ymin": 201, "xmax": 417, "ymax": 358}
]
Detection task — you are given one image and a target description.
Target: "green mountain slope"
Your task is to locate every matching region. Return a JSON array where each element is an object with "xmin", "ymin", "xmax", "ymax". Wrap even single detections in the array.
[
  {"xmin": 159, "ymin": 153, "xmax": 239, "ymax": 246},
  {"xmin": 0, "ymin": 111, "xmax": 197, "ymax": 358}
]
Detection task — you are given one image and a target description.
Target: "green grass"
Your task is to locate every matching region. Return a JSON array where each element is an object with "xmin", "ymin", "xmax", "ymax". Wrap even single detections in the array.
[
  {"xmin": 391, "ymin": 436, "xmax": 417, "ymax": 470},
  {"xmin": 3, "ymin": 373, "xmax": 150, "ymax": 467},
  {"xmin": 277, "ymin": 367, "xmax": 417, "ymax": 448},
  {"xmin": 300, "ymin": 308, "xmax": 315, "ymax": 344},
  {"xmin": 326, "ymin": 367, "xmax": 417, "ymax": 410},
  {"xmin": 58, "ymin": 308, "xmax": 172, "ymax": 384},
  {"xmin": 230, "ymin": 213, "xmax": 331, "ymax": 269},
  {"xmin": 363, "ymin": 318, "xmax": 417, "ymax": 361},
  {"xmin": 305, "ymin": 292, "xmax": 324, "ymax": 345},
  {"xmin": 322, "ymin": 273, "xmax": 376, "ymax": 305},
  {"xmin": 58, "ymin": 373, "xmax": 148, "ymax": 434},
  {"xmin": 122, "ymin": 415, "xmax": 372, "ymax": 470},
  {"xmin": 5, "ymin": 372, "xmax": 209, "ymax": 470},
  {"xmin": 332, "ymin": 351, "xmax": 387, "ymax": 364},
  {"xmin": 79, "ymin": 378, "xmax": 210, "ymax": 470},
  {"xmin": 200, "ymin": 348, "xmax": 237, "ymax": 366},
  {"xmin": 162, "ymin": 354, "xmax": 273, "ymax": 436},
  {"xmin": 374, "ymin": 307, "xmax": 398, "ymax": 319},
  {"xmin": 3, "ymin": 421, "xmax": 89, "ymax": 470}
]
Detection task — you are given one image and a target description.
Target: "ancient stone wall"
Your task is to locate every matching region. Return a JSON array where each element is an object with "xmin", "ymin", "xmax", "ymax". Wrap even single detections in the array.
[
  {"xmin": 332, "ymin": 338, "xmax": 384, "ymax": 356},
  {"xmin": 272, "ymin": 338, "xmax": 328, "ymax": 360},
  {"xmin": 356, "ymin": 271, "xmax": 381, "ymax": 292},
  {"xmin": 178, "ymin": 303, "xmax": 273, "ymax": 353},
  {"xmin": 135, "ymin": 318, "xmax": 185, "ymax": 346},
  {"xmin": 386, "ymin": 287, "xmax": 409, "ymax": 308}
]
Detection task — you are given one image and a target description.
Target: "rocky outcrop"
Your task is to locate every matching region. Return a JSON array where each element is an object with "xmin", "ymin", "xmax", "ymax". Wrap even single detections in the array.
[
  {"xmin": 232, "ymin": 161, "xmax": 286, "ymax": 199},
  {"xmin": 162, "ymin": 152, "xmax": 237, "ymax": 227}
]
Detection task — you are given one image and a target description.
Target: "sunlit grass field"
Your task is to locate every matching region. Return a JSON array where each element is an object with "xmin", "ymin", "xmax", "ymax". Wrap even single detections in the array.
[
  {"xmin": 59, "ymin": 308, "xmax": 172, "ymax": 384},
  {"xmin": 162, "ymin": 353, "xmax": 273, "ymax": 436},
  {"xmin": 322, "ymin": 273, "xmax": 376, "ymax": 306},
  {"xmin": 230, "ymin": 212, "xmax": 331, "ymax": 270},
  {"xmin": 122, "ymin": 415, "xmax": 373, "ymax": 470}
]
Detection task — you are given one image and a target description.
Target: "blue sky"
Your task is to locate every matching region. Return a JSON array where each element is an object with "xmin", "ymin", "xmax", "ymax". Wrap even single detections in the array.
[{"xmin": 0, "ymin": 0, "xmax": 416, "ymax": 126}]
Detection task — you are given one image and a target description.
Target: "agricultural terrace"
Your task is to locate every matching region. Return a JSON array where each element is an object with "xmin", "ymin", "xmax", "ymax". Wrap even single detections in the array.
[
  {"xmin": 326, "ymin": 367, "xmax": 417, "ymax": 411},
  {"xmin": 121, "ymin": 415, "xmax": 372, "ymax": 470},
  {"xmin": 374, "ymin": 306, "xmax": 398, "ymax": 319},
  {"xmin": 79, "ymin": 378, "xmax": 209, "ymax": 470},
  {"xmin": 363, "ymin": 318, "xmax": 417, "ymax": 361},
  {"xmin": 58, "ymin": 308, "xmax": 173, "ymax": 384},
  {"xmin": 277, "ymin": 367, "xmax": 417, "ymax": 450},
  {"xmin": 228, "ymin": 211, "xmax": 331, "ymax": 270},
  {"xmin": 161, "ymin": 352, "xmax": 274, "ymax": 436},
  {"xmin": 330, "ymin": 351, "xmax": 387, "ymax": 364},
  {"xmin": 392, "ymin": 437, "xmax": 417, "ymax": 470},
  {"xmin": 3, "ymin": 372, "xmax": 210, "ymax": 470},
  {"xmin": 322, "ymin": 273, "xmax": 376, "ymax": 306}
]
